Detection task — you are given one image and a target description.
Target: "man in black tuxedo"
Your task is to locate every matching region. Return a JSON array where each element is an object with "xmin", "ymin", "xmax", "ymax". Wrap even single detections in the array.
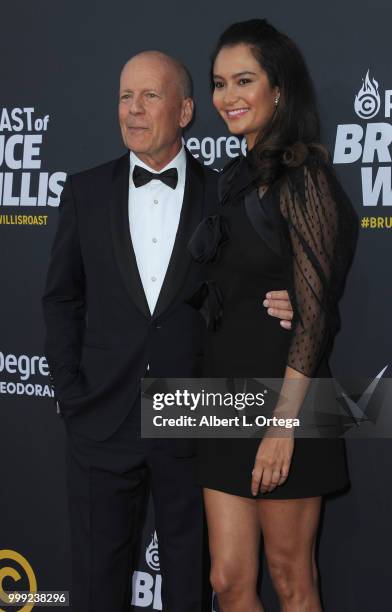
[{"xmin": 42, "ymin": 51, "xmax": 293, "ymax": 611}]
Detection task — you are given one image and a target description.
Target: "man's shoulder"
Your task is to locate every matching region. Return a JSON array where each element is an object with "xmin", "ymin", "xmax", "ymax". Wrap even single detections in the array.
[
  {"xmin": 69, "ymin": 154, "xmax": 127, "ymax": 186},
  {"xmin": 186, "ymin": 150, "xmax": 218, "ymax": 184}
]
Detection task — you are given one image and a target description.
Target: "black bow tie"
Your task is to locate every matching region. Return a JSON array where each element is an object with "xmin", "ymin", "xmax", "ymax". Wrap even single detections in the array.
[{"xmin": 133, "ymin": 165, "xmax": 178, "ymax": 189}]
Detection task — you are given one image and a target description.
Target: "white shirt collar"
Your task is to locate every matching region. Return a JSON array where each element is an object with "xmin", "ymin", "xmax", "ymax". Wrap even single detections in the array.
[{"xmin": 129, "ymin": 145, "xmax": 186, "ymax": 186}]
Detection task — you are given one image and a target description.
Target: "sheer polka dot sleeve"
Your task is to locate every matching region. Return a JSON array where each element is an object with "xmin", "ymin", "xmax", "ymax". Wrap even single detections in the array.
[{"xmin": 279, "ymin": 157, "xmax": 358, "ymax": 377}]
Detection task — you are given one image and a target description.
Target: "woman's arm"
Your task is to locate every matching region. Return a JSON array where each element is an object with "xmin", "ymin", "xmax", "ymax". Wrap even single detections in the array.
[{"xmin": 251, "ymin": 157, "xmax": 358, "ymax": 496}]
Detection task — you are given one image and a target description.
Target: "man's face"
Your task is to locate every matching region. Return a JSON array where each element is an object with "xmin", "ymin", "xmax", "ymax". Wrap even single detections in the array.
[{"xmin": 118, "ymin": 55, "xmax": 193, "ymax": 168}]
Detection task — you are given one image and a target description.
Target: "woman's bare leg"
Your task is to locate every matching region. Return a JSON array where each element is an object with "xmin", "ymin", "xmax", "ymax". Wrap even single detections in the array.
[
  {"xmin": 258, "ymin": 496, "xmax": 322, "ymax": 612},
  {"xmin": 203, "ymin": 488, "xmax": 264, "ymax": 612}
]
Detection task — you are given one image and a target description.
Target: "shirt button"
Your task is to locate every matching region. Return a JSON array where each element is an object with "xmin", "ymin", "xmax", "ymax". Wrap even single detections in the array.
[
  {"xmin": 152, "ymin": 238, "xmax": 157, "ymax": 243},
  {"xmin": 154, "ymin": 199, "xmax": 158, "ymax": 204},
  {"xmin": 151, "ymin": 276, "xmax": 157, "ymax": 282}
]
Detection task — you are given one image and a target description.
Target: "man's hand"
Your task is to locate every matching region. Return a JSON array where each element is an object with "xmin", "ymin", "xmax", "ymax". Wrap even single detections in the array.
[{"xmin": 263, "ymin": 290, "xmax": 293, "ymax": 330}]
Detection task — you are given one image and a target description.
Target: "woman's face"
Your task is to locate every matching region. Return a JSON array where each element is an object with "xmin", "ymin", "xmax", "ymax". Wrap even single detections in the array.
[{"xmin": 212, "ymin": 43, "xmax": 279, "ymax": 150}]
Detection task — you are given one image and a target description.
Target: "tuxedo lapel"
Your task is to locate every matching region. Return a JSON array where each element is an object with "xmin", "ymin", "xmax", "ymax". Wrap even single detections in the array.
[
  {"xmin": 109, "ymin": 153, "xmax": 150, "ymax": 318},
  {"xmin": 152, "ymin": 150, "xmax": 204, "ymax": 319}
]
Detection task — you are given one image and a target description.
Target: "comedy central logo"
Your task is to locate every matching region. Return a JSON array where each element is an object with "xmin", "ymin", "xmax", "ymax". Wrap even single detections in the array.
[
  {"xmin": 145, "ymin": 532, "xmax": 160, "ymax": 572},
  {"xmin": 131, "ymin": 532, "xmax": 162, "ymax": 609},
  {"xmin": 354, "ymin": 70, "xmax": 381, "ymax": 120},
  {"xmin": 334, "ymin": 68, "xmax": 392, "ymax": 207},
  {"xmin": 0, "ymin": 549, "xmax": 37, "ymax": 611}
]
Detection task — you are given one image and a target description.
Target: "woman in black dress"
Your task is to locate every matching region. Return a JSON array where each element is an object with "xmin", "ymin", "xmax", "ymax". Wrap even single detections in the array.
[{"xmin": 188, "ymin": 19, "xmax": 358, "ymax": 612}]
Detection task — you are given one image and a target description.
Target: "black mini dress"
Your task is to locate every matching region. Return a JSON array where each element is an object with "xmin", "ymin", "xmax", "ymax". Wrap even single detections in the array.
[{"xmin": 187, "ymin": 150, "xmax": 358, "ymax": 499}]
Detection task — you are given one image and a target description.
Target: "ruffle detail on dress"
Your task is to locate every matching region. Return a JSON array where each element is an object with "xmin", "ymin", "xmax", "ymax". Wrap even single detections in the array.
[
  {"xmin": 187, "ymin": 214, "xmax": 229, "ymax": 264},
  {"xmin": 218, "ymin": 155, "xmax": 257, "ymax": 205},
  {"xmin": 185, "ymin": 280, "xmax": 223, "ymax": 331}
]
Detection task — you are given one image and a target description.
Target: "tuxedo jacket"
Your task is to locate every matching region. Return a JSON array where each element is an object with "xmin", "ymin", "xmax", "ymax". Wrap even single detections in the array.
[{"xmin": 42, "ymin": 149, "xmax": 218, "ymax": 445}]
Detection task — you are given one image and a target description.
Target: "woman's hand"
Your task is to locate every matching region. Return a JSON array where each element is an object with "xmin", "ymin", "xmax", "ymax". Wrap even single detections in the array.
[{"xmin": 251, "ymin": 431, "xmax": 294, "ymax": 495}]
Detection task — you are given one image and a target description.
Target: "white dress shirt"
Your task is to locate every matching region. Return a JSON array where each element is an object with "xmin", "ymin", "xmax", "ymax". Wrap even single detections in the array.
[{"xmin": 128, "ymin": 146, "xmax": 186, "ymax": 315}]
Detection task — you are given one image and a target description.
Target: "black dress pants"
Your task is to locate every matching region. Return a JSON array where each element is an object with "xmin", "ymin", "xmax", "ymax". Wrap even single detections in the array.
[{"xmin": 64, "ymin": 403, "xmax": 210, "ymax": 611}]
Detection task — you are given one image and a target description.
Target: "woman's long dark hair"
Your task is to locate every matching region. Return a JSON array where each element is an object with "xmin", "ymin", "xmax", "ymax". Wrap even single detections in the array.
[{"xmin": 211, "ymin": 19, "xmax": 327, "ymax": 184}]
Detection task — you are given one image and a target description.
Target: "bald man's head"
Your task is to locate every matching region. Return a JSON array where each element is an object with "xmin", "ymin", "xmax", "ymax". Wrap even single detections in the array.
[
  {"xmin": 118, "ymin": 51, "xmax": 194, "ymax": 169},
  {"xmin": 121, "ymin": 51, "xmax": 193, "ymax": 99}
]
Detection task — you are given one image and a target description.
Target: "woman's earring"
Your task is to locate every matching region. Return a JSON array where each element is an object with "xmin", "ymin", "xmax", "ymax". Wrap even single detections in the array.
[{"xmin": 274, "ymin": 94, "xmax": 280, "ymax": 106}]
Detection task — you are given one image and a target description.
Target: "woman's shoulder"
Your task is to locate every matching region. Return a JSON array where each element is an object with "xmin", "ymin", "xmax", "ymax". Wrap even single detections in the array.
[
  {"xmin": 282, "ymin": 144, "xmax": 332, "ymax": 181},
  {"xmin": 277, "ymin": 143, "xmax": 358, "ymax": 232},
  {"xmin": 275, "ymin": 144, "xmax": 339, "ymax": 205}
]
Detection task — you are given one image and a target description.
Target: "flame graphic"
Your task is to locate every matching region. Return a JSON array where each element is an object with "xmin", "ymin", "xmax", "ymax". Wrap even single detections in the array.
[
  {"xmin": 360, "ymin": 70, "xmax": 379, "ymax": 97},
  {"xmin": 145, "ymin": 531, "xmax": 160, "ymax": 572},
  {"xmin": 354, "ymin": 69, "xmax": 381, "ymax": 119}
]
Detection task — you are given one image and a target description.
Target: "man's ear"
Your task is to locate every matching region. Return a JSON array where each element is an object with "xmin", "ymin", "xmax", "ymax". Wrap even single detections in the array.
[{"xmin": 180, "ymin": 98, "xmax": 194, "ymax": 129}]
